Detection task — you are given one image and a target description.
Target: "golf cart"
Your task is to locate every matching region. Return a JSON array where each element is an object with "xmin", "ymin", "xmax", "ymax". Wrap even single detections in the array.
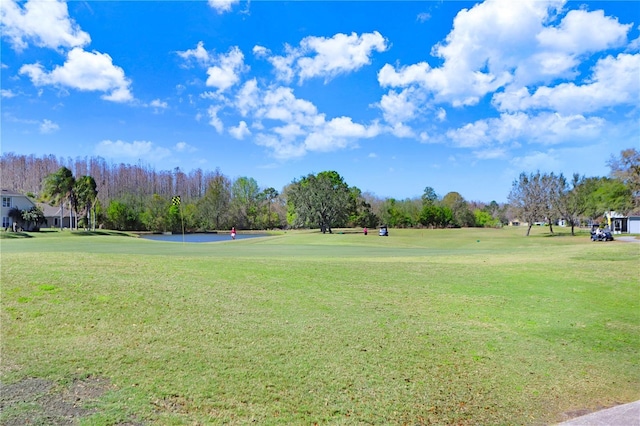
[
  {"xmin": 591, "ymin": 227, "xmax": 614, "ymax": 242},
  {"xmin": 379, "ymin": 226, "xmax": 389, "ymax": 236}
]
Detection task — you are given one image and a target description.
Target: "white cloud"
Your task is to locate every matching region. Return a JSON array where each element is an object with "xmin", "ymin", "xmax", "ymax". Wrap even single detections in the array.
[
  {"xmin": 177, "ymin": 41, "xmax": 213, "ymax": 67},
  {"xmin": 378, "ymin": 89, "xmax": 418, "ymax": 126},
  {"xmin": 629, "ymin": 33, "xmax": 640, "ymax": 51},
  {"xmin": 200, "ymin": 91, "xmax": 228, "ymax": 103},
  {"xmin": 447, "ymin": 120, "xmax": 491, "ymax": 148},
  {"xmin": 296, "ymin": 31, "xmax": 388, "ymax": 82},
  {"xmin": 473, "ymin": 148, "xmax": 507, "ymax": 160},
  {"xmin": 260, "ymin": 32, "xmax": 388, "ymax": 83},
  {"xmin": 0, "ymin": 0, "xmax": 90, "ymax": 51},
  {"xmin": 252, "ymin": 45, "xmax": 270, "ymax": 58},
  {"xmin": 324, "ymin": 116, "xmax": 380, "ymax": 139},
  {"xmin": 206, "ymin": 46, "xmax": 247, "ymax": 92},
  {"xmin": 149, "ymin": 99, "xmax": 168, "ymax": 112},
  {"xmin": 493, "ymin": 53, "xmax": 640, "ymax": 114},
  {"xmin": 39, "ymin": 119, "xmax": 59, "ymax": 134},
  {"xmin": 207, "ymin": 105, "xmax": 224, "ymax": 133},
  {"xmin": 229, "ymin": 121, "xmax": 251, "ymax": 140},
  {"xmin": 536, "ymin": 9, "xmax": 630, "ymax": 54},
  {"xmin": 374, "ymin": 0, "xmax": 636, "ymax": 155},
  {"xmin": 417, "ymin": 12, "xmax": 431, "ymax": 23},
  {"xmin": 175, "ymin": 141, "xmax": 196, "ymax": 152},
  {"xmin": 1, "ymin": 89, "xmax": 17, "ymax": 98},
  {"xmin": 510, "ymin": 150, "xmax": 563, "ymax": 173},
  {"xmin": 377, "ymin": 0, "xmax": 633, "ymax": 107},
  {"xmin": 208, "ymin": 0, "xmax": 239, "ymax": 14},
  {"xmin": 95, "ymin": 140, "xmax": 171, "ymax": 160},
  {"xmin": 255, "ymin": 133, "xmax": 307, "ymax": 159},
  {"xmin": 235, "ymin": 79, "xmax": 260, "ymax": 117},
  {"xmin": 258, "ymin": 86, "xmax": 320, "ymax": 126},
  {"xmin": 446, "ymin": 112, "xmax": 605, "ymax": 150},
  {"xmin": 19, "ymin": 47, "xmax": 133, "ymax": 102},
  {"xmin": 232, "ymin": 82, "xmax": 380, "ymax": 159},
  {"xmin": 267, "ymin": 46, "xmax": 298, "ymax": 83},
  {"xmin": 378, "ymin": 62, "xmax": 431, "ymax": 88}
]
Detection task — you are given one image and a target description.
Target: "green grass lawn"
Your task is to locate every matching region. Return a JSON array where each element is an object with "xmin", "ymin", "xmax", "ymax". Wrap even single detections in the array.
[{"xmin": 1, "ymin": 227, "xmax": 639, "ymax": 425}]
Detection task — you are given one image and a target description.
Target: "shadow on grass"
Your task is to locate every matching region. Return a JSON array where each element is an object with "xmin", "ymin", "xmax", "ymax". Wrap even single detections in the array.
[
  {"xmin": 0, "ymin": 232, "xmax": 33, "ymax": 239},
  {"xmin": 71, "ymin": 230, "xmax": 137, "ymax": 237},
  {"xmin": 542, "ymin": 230, "xmax": 591, "ymax": 238}
]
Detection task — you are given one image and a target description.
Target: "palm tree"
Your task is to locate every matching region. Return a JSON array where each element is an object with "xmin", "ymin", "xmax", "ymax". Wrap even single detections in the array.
[
  {"xmin": 43, "ymin": 167, "xmax": 75, "ymax": 230},
  {"xmin": 74, "ymin": 176, "xmax": 98, "ymax": 230}
]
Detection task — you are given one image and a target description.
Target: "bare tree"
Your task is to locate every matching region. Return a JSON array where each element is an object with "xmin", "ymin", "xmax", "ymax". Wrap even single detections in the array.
[
  {"xmin": 508, "ymin": 171, "xmax": 547, "ymax": 236},
  {"xmin": 549, "ymin": 174, "xmax": 593, "ymax": 236}
]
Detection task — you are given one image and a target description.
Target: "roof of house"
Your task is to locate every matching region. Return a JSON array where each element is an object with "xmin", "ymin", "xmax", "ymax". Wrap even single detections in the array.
[
  {"xmin": 1, "ymin": 189, "xmax": 27, "ymax": 197},
  {"xmin": 36, "ymin": 202, "xmax": 72, "ymax": 218}
]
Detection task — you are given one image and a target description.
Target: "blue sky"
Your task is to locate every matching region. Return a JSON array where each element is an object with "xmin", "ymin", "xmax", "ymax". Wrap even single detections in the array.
[{"xmin": 1, "ymin": 0, "xmax": 638, "ymax": 202}]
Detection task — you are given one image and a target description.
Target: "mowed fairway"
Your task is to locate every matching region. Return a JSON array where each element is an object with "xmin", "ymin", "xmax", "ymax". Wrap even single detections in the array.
[{"xmin": 1, "ymin": 227, "xmax": 639, "ymax": 425}]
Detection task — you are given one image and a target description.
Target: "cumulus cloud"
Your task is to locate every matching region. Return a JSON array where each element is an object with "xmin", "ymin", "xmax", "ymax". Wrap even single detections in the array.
[
  {"xmin": 0, "ymin": 0, "xmax": 90, "ymax": 51},
  {"xmin": 446, "ymin": 112, "xmax": 605, "ymax": 151},
  {"xmin": 378, "ymin": 89, "xmax": 418, "ymax": 127},
  {"xmin": 378, "ymin": 0, "xmax": 633, "ymax": 107},
  {"xmin": 232, "ymin": 82, "xmax": 380, "ymax": 159},
  {"xmin": 373, "ymin": 0, "xmax": 636, "ymax": 160},
  {"xmin": 95, "ymin": 140, "xmax": 171, "ymax": 160},
  {"xmin": 205, "ymin": 46, "xmax": 247, "ymax": 92},
  {"xmin": 1, "ymin": 0, "xmax": 134, "ymax": 103},
  {"xmin": 208, "ymin": 0, "xmax": 239, "ymax": 14},
  {"xmin": 252, "ymin": 45, "xmax": 270, "ymax": 58},
  {"xmin": 207, "ymin": 105, "xmax": 224, "ymax": 133},
  {"xmin": 177, "ymin": 41, "xmax": 213, "ymax": 67},
  {"xmin": 493, "ymin": 53, "xmax": 640, "ymax": 114},
  {"xmin": 259, "ymin": 31, "xmax": 388, "ymax": 83},
  {"xmin": 229, "ymin": 121, "xmax": 251, "ymax": 140},
  {"xmin": 19, "ymin": 47, "xmax": 133, "ymax": 102},
  {"xmin": 235, "ymin": 79, "xmax": 260, "ymax": 117},
  {"xmin": 536, "ymin": 9, "xmax": 630, "ymax": 54}
]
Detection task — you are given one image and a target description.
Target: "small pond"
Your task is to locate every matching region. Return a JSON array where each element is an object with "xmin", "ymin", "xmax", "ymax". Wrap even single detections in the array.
[{"xmin": 140, "ymin": 233, "xmax": 267, "ymax": 243}]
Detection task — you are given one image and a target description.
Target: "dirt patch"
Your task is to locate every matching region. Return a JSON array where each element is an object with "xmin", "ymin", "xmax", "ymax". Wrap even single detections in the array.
[
  {"xmin": 559, "ymin": 401, "xmax": 626, "ymax": 423},
  {"xmin": 0, "ymin": 376, "xmax": 143, "ymax": 425}
]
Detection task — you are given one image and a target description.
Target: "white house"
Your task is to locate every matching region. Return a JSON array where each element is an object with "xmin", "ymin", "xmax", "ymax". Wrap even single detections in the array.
[
  {"xmin": 605, "ymin": 210, "xmax": 640, "ymax": 234},
  {"xmin": 1, "ymin": 189, "xmax": 36, "ymax": 230}
]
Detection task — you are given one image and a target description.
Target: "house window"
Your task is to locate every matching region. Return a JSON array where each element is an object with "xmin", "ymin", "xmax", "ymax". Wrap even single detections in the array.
[
  {"xmin": 2, "ymin": 197, "xmax": 10, "ymax": 208},
  {"xmin": 2, "ymin": 217, "xmax": 9, "ymax": 228}
]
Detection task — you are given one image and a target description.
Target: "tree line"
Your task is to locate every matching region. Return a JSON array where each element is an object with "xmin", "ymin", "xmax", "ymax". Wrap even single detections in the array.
[{"xmin": 2, "ymin": 148, "xmax": 637, "ymax": 234}]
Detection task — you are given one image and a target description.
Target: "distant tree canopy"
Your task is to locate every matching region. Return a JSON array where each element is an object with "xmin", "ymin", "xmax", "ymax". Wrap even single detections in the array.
[
  {"xmin": 2, "ymin": 148, "xmax": 636, "ymax": 234},
  {"xmin": 287, "ymin": 171, "xmax": 352, "ymax": 233},
  {"xmin": 607, "ymin": 148, "xmax": 639, "ymax": 209},
  {"xmin": 509, "ymin": 156, "xmax": 635, "ymax": 236},
  {"xmin": 509, "ymin": 171, "xmax": 549, "ymax": 236}
]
